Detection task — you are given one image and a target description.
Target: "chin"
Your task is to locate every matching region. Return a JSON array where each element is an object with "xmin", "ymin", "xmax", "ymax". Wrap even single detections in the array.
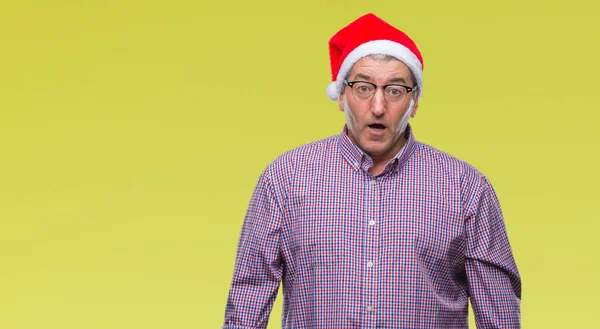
[{"xmin": 360, "ymin": 142, "xmax": 388, "ymax": 157}]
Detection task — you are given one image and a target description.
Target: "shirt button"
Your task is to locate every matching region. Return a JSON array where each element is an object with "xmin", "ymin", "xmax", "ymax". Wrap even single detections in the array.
[
  {"xmin": 367, "ymin": 261, "xmax": 373, "ymax": 268},
  {"xmin": 368, "ymin": 220, "xmax": 375, "ymax": 226},
  {"xmin": 369, "ymin": 180, "xmax": 376, "ymax": 185},
  {"xmin": 354, "ymin": 161, "xmax": 359, "ymax": 168},
  {"xmin": 366, "ymin": 306, "xmax": 373, "ymax": 312}
]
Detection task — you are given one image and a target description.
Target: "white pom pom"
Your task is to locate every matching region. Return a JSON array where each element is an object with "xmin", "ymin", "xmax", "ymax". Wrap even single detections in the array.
[{"xmin": 326, "ymin": 81, "xmax": 340, "ymax": 101}]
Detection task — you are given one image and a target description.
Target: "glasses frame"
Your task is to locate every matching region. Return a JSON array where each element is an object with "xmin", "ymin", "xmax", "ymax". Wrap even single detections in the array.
[{"xmin": 344, "ymin": 80, "xmax": 417, "ymax": 103}]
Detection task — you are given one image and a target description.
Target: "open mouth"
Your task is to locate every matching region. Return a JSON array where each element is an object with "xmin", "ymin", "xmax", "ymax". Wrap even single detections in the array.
[{"xmin": 368, "ymin": 123, "xmax": 386, "ymax": 130}]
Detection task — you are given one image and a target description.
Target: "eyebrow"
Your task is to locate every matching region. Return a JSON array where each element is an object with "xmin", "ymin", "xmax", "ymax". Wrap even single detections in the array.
[
  {"xmin": 388, "ymin": 77, "xmax": 408, "ymax": 84},
  {"xmin": 353, "ymin": 73, "xmax": 372, "ymax": 81},
  {"xmin": 351, "ymin": 74, "xmax": 408, "ymax": 85}
]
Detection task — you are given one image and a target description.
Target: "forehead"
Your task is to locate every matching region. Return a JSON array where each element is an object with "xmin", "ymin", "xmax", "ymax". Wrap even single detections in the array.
[{"xmin": 348, "ymin": 56, "xmax": 412, "ymax": 82}]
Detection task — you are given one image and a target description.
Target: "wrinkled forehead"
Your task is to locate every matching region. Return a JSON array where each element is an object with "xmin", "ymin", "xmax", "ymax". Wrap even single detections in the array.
[{"xmin": 347, "ymin": 56, "xmax": 414, "ymax": 83}]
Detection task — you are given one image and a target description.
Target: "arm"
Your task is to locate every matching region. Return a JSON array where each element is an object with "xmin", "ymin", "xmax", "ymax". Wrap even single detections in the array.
[
  {"xmin": 223, "ymin": 169, "xmax": 283, "ymax": 329},
  {"xmin": 464, "ymin": 177, "xmax": 522, "ymax": 328}
]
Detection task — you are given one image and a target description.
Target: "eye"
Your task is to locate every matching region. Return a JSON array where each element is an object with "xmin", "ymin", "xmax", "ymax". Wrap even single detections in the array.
[
  {"xmin": 357, "ymin": 85, "xmax": 370, "ymax": 93},
  {"xmin": 386, "ymin": 87, "xmax": 405, "ymax": 97}
]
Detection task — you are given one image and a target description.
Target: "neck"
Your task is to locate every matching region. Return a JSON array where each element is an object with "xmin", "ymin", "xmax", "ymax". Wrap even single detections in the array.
[{"xmin": 367, "ymin": 135, "xmax": 407, "ymax": 175}]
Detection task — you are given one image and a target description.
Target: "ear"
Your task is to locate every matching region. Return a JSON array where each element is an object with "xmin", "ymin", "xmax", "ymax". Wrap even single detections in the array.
[
  {"xmin": 338, "ymin": 94, "xmax": 345, "ymax": 112},
  {"xmin": 410, "ymin": 97, "xmax": 419, "ymax": 118}
]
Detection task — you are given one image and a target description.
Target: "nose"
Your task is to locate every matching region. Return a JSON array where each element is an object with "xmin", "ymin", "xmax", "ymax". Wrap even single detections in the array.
[{"xmin": 370, "ymin": 88, "xmax": 386, "ymax": 117}]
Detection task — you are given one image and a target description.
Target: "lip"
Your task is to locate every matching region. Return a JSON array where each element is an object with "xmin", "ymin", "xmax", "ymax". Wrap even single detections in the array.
[{"xmin": 366, "ymin": 125, "xmax": 387, "ymax": 136}]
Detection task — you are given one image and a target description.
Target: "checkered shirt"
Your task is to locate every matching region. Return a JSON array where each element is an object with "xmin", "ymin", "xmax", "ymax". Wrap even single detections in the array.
[{"xmin": 223, "ymin": 125, "xmax": 521, "ymax": 329}]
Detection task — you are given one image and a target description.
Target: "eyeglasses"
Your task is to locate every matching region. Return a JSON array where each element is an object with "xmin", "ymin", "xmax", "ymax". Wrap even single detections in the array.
[{"xmin": 344, "ymin": 80, "xmax": 417, "ymax": 104}]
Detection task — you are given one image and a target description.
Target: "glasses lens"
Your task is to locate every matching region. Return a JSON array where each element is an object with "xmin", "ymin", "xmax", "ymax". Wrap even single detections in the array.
[
  {"xmin": 384, "ymin": 86, "xmax": 408, "ymax": 104},
  {"xmin": 352, "ymin": 82, "xmax": 375, "ymax": 101}
]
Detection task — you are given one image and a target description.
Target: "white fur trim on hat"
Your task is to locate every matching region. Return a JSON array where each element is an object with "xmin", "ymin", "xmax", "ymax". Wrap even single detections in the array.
[{"xmin": 327, "ymin": 39, "xmax": 423, "ymax": 101}]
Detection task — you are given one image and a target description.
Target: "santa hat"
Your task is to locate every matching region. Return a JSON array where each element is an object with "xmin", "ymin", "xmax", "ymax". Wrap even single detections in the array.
[{"xmin": 326, "ymin": 13, "xmax": 424, "ymax": 101}]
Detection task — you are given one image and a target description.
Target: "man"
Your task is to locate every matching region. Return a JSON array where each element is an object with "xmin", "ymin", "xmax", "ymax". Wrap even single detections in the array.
[{"xmin": 223, "ymin": 13, "xmax": 521, "ymax": 329}]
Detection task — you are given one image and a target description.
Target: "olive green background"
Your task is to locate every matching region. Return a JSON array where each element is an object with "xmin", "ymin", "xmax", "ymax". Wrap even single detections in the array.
[{"xmin": 1, "ymin": 0, "xmax": 598, "ymax": 328}]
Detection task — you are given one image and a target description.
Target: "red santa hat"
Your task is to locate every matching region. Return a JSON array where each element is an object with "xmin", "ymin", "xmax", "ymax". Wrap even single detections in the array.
[{"xmin": 326, "ymin": 13, "xmax": 424, "ymax": 101}]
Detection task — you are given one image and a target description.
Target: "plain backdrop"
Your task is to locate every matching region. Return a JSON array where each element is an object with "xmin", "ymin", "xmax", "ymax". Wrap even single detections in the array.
[{"xmin": 1, "ymin": 0, "xmax": 599, "ymax": 328}]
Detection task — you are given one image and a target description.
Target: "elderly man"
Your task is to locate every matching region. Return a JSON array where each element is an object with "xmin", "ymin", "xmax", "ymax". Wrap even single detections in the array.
[{"xmin": 223, "ymin": 13, "xmax": 521, "ymax": 329}]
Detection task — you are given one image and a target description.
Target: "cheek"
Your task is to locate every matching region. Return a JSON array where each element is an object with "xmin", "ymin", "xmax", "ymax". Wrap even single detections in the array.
[
  {"xmin": 347, "ymin": 102, "xmax": 368, "ymax": 122},
  {"xmin": 394, "ymin": 103, "xmax": 413, "ymax": 122},
  {"xmin": 350, "ymin": 110, "xmax": 367, "ymax": 127}
]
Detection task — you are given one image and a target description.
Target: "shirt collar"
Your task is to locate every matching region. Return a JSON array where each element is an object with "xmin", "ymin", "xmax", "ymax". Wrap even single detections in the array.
[{"xmin": 338, "ymin": 123, "xmax": 418, "ymax": 173}]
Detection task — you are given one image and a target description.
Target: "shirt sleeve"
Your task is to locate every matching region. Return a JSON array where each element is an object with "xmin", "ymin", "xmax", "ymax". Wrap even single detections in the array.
[
  {"xmin": 222, "ymin": 168, "xmax": 283, "ymax": 329},
  {"xmin": 464, "ymin": 176, "xmax": 522, "ymax": 328}
]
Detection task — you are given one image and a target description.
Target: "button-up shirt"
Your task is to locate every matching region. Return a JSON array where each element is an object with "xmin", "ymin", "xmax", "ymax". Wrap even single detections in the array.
[{"xmin": 223, "ymin": 125, "xmax": 521, "ymax": 328}]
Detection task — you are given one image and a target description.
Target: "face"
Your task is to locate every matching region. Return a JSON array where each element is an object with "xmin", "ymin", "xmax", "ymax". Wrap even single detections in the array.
[{"xmin": 339, "ymin": 56, "xmax": 419, "ymax": 164}]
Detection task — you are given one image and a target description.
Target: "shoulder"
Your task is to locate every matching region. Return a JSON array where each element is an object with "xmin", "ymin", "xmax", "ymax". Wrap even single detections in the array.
[
  {"xmin": 266, "ymin": 135, "xmax": 338, "ymax": 175},
  {"xmin": 412, "ymin": 141, "xmax": 500, "ymax": 214},
  {"xmin": 412, "ymin": 141, "xmax": 485, "ymax": 182},
  {"xmin": 259, "ymin": 135, "xmax": 338, "ymax": 191}
]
